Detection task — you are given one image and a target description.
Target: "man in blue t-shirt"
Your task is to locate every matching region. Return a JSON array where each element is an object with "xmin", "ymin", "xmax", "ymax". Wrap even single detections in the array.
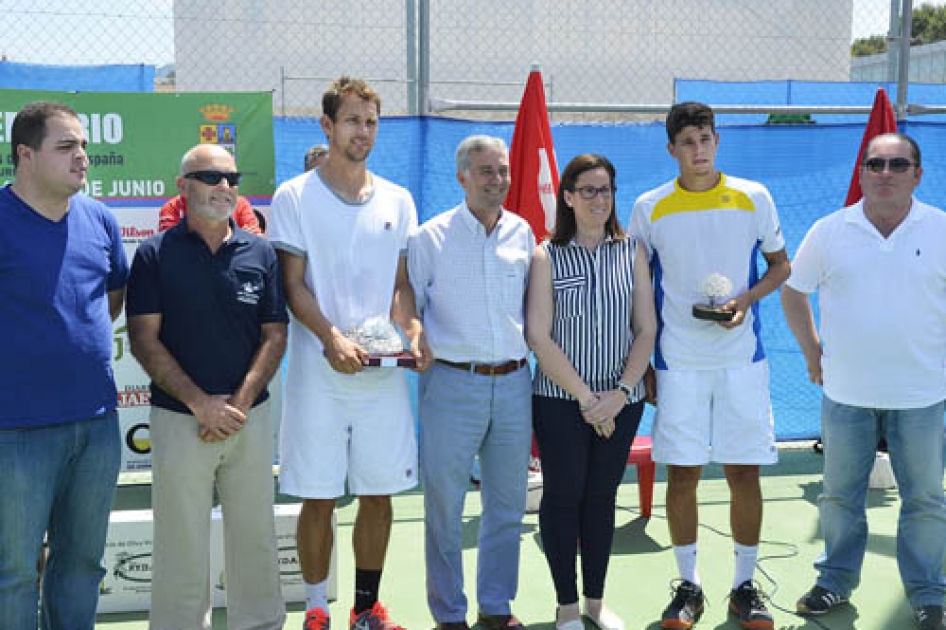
[{"xmin": 0, "ymin": 101, "xmax": 129, "ymax": 629}]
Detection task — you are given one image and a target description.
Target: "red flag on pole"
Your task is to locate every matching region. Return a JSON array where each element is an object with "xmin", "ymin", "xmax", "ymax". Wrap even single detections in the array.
[
  {"xmin": 844, "ymin": 87, "xmax": 898, "ymax": 206},
  {"xmin": 506, "ymin": 66, "xmax": 559, "ymax": 240}
]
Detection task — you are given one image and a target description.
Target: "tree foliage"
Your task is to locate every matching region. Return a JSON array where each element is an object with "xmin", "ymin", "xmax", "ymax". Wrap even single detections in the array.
[
  {"xmin": 911, "ymin": 3, "xmax": 946, "ymax": 44},
  {"xmin": 852, "ymin": 34, "xmax": 888, "ymax": 56},
  {"xmin": 852, "ymin": 3, "xmax": 946, "ymax": 57}
]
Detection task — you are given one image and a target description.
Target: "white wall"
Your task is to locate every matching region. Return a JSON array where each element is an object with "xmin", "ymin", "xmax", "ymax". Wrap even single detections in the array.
[
  {"xmin": 173, "ymin": 0, "xmax": 854, "ymax": 114},
  {"xmin": 852, "ymin": 39, "xmax": 946, "ymax": 82}
]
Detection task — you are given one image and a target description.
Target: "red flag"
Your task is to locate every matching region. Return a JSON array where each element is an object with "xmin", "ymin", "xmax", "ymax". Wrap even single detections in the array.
[
  {"xmin": 845, "ymin": 87, "xmax": 898, "ymax": 206},
  {"xmin": 506, "ymin": 68, "xmax": 559, "ymax": 240}
]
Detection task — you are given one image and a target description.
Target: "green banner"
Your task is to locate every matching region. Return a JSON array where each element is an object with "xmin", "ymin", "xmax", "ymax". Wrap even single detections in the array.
[{"xmin": 0, "ymin": 89, "xmax": 274, "ymax": 198}]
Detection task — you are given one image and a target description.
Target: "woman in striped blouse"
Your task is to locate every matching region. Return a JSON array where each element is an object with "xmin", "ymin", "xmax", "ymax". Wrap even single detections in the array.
[{"xmin": 526, "ymin": 154, "xmax": 656, "ymax": 630}]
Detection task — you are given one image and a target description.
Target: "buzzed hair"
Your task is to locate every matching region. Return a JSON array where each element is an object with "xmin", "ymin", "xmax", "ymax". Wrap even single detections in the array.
[{"xmin": 179, "ymin": 144, "xmax": 235, "ymax": 174}]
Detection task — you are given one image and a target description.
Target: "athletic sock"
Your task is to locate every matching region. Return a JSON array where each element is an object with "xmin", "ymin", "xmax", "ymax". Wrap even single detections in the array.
[
  {"xmin": 354, "ymin": 567, "xmax": 382, "ymax": 614},
  {"xmin": 733, "ymin": 542, "xmax": 759, "ymax": 588},
  {"xmin": 305, "ymin": 579, "xmax": 329, "ymax": 613},
  {"xmin": 673, "ymin": 543, "xmax": 700, "ymax": 587}
]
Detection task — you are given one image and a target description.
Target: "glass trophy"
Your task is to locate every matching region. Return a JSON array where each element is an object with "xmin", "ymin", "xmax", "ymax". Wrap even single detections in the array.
[
  {"xmin": 692, "ymin": 273, "xmax": 736, "ymax": 322},
  {"xmin": 345, "ymin": 316, "xmax": 416, "ymax": 368}
]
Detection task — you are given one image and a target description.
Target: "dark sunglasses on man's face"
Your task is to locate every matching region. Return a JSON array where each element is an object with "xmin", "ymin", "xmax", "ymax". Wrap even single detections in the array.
[
  {"xmin": 862, "ymin": 157, "xmax": 916, "ymax": 174},
  {"xmin": 183, "ymin": 170, "xmax": 242, "ymax": 186}
]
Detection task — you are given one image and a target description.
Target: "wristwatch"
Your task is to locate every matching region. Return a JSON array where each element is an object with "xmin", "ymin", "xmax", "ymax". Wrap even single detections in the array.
[{"xmin": 617, "ymin": 380, "xmax": 633, "ymax": 404}]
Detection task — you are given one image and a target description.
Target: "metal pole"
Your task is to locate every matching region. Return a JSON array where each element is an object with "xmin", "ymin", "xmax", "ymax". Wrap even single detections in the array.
[
  {"xmin": 426, "ymin": 98, "xmax": 877, "ymax": 115},
  {"xmin": 530, "ymin": 63, "xmax": 547, "ymax": 122},
  {"xmin": 547, "ymin": 72, "xmax": 554, "ymax": 124},
  {"xmin": 417, "ymin": 0, "xmax": 430, "ymax": 115},
  {"xmin": 405, "ymin": 0, "xmax": 417, "ymax": 115},
  {"xmin": 886, "ymin": 0, "xmax": 900, "ymax": 83},
  {"xmin": 896, "ymin": 0, "xmax": 913, "ymax": 120},
  {"xmin": 280, "ymin": 65, "xmax": 286, "ymax": 117}
]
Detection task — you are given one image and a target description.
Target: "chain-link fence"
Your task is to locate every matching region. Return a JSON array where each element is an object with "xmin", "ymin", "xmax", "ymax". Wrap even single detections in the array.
[
  {"xmin": 5, "ymin": 0, "xmax": 946, "ymax": 119},
  {"xmin": 7, "ymin": 1, "xmax": 946, "ymax": 440}
]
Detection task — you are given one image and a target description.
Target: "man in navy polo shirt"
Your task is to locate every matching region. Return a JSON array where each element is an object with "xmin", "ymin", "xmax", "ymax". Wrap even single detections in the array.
[
  {"xmin": 127, "ymin": 144, "xmax": 289, "ymax": 630},
  {"xmin": 0, "ymin": 101, "xmax": 128, "ymax": 630}
]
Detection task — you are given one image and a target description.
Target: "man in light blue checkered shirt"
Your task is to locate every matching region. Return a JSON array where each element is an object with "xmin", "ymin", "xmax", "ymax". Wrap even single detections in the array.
[{"xmin": 408, "ymin": 135, "xmax": 535, "ymax": 630}]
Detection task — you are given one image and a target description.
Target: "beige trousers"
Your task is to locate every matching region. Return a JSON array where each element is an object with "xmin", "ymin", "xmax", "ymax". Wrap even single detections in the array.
[{"xmin": 148, "ymin": 400, "xmax": 286, "ymax": 630}]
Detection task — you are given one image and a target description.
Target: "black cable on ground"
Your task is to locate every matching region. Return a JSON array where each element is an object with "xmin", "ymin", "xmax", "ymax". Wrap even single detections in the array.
[{"xmin": 617, "ymin": 504, "xmax": 843, "ymax": 629}]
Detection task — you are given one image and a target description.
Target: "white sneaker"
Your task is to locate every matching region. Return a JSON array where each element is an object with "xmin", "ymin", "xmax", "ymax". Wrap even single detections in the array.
[
  {"xmin": 582, "ymin": 602, "xmax": 624, "ymax": 630},
  {"xmin": 555, "ymin": 605, "xmax": 585, "ymax": 630},
  {"xmin": 555, "ymin": 617, "xmax": 585, "ymax": 630}
]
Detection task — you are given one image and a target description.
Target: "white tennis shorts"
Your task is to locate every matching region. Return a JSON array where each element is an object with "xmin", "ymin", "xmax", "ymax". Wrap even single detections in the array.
[
  {"xmin": 652, "ymin": 361, "xmax": 777, "ymax": 466},
  {"xmin": 278, "ymin": 355, "xmax": 418, "ymax": 498}
]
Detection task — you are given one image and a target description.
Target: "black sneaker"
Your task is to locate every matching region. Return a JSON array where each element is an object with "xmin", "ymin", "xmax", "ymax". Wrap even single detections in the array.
[
  {"xmin": 728, "ymin": 581, "xmax": 773, "ymax": 629},
  {"xmin": 796, "ymin": 585, "xmax": 848, "ymax": 615},
  {"xmin": 916, "ymin": 605, "xmax": 946, "ymax": 630},
  {"xmin": 660, "ymin": 580, "xmax": 704, "ymax": 629}
]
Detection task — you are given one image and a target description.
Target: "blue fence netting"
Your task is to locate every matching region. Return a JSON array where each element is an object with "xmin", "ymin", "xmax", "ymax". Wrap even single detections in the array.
[
  {"xmin": 274, "ymin": 115, "xmax": 946, "ymax": 441},
  {"xmin": 0, "ymin": 61, "xmax": 155, "ymax": 92}
]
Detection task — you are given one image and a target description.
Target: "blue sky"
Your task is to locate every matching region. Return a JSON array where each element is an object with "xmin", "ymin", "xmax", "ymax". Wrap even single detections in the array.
[{"xmin": 2, "ymin": 0, "xmax": 174, "ymax": 65}]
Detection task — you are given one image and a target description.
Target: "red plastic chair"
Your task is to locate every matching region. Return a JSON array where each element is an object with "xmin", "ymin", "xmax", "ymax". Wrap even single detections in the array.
[
  {"xmin": 627, "ymin": 435, "xmax": 655, "ymax": 518},
  {"xmin": 531, "ymin": 434, "xmax": 655, "ymax": 518}
]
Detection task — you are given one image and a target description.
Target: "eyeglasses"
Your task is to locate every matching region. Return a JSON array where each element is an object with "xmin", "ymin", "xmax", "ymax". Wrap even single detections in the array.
[
  {"xmin": 183, "ymin": 170, "xmax": 242, "ymax": 186},
  {"xmin": 574, "ymin": 185, "xmax": 615, "ymax": 200},
  {"xmin": 862, "ymin": 157, "xmax": 916, "ymax": 174}
]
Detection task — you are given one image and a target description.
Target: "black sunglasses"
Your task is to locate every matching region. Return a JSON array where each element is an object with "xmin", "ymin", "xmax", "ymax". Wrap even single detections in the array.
[
  {"xmin": 862, "ymin": 157, "xmax": 916, "ymax": 174},
  {"xmin": 183, "ymin": 170, "xmax": 242, "ymax": 186}
]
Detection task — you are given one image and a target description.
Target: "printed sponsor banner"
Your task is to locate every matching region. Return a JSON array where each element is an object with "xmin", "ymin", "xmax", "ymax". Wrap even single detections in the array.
[
  {"xmin": 0, "ymin": 89, "xmax": 275, "ymax": 471},
  {"xmin": 0, "ymin": 89, "xmax": 275, "ymax": 196},
  {"xmin": 110, "ymin": 206, "xmax": 157, "ymax": 472},
  {"xmin": 99, "ymin": 505, "xmax": 333, "ymax": 613}
]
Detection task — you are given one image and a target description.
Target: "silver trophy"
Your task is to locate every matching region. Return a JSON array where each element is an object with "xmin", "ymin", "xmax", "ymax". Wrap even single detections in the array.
[
  {"xmin": 692, "ymin": 273, "xmax": 735, "ymax": 322},
  {"xmin": 346, "ymin": 316, "xmax": 416, "ymax": 367}
]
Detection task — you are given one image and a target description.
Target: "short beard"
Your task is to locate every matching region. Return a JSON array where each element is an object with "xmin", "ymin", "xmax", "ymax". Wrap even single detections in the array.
[
  {"xmin": 344, "ymin": 146, "xmax": 371, "ymax": 163},
  {"xmin": 190, "ymin": 202, "xmax": 233, "ymax": 223}
]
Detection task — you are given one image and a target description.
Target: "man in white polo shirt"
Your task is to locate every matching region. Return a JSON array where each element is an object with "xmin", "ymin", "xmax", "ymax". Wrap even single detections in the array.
[
  {"xmin": 269, "ymin": 76, "xmax": 431, "ymax": 630},
  {"xmin": 629, "ymin": 102, "xmax": 790, "ymax": 630},
  {"xmin": 782, "ymin": 132, "xmax": 946, "ymax": 630},
  {"xmin": 408, "ymin": 135, "xmax": 533, "ymax": 630}
]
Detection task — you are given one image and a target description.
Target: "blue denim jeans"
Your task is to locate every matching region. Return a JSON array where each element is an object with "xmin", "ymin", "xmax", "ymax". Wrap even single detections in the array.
[
  {"xmin": 419, "ymin": 361, "xmax": 532, "ymax": 623},
  {"xmin": 0, "ymin": 411, "xmax": 121, "ymax": 630},
  {"xmin": 816, "ymin": 397, "xmax": 946, "ymax": 608}
]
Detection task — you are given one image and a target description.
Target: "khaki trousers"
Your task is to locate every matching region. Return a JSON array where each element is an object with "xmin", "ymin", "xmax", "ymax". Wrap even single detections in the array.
[{"xmin": 148, "ymin": 400, "xmax": 285, "ymax": 630}]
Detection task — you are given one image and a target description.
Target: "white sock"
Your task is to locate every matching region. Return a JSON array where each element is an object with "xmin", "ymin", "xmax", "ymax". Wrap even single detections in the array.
[
  {"xmin": 305, "ymin": 579, "xmax": 329, "ymax": 613},
  {"xmin": 733, "ymin": 542, "xmax": 758, "ymax": 588},
  {"xmin": 673, "ymin": 543, "xmax": 700, "ymax": 586}
]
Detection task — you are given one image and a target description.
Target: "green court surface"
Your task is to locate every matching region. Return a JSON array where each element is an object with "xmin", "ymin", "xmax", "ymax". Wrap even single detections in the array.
[{"xmin": 98, "ymin": 445, "xmax": 923, "ymax": 630}]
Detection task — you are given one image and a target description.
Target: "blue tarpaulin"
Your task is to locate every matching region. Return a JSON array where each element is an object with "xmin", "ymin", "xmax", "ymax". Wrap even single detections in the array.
[
  {"xmin": 274, "ymin": 116, "xmax": 946, "ymax": 440},
  {"xmin": 0, "ymin": 61, "xmax": 154, "ymax": 92}
]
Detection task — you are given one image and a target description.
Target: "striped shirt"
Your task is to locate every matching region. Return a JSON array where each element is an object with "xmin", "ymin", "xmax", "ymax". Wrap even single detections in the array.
[{"xmin": 533, "ymin": 236, "xmax": 645, "ymax": 402}]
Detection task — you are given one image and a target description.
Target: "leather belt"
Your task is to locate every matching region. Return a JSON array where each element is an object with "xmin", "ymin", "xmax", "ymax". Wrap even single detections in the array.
[{"xmin": 436, "ymin": 357, "xmax": 528, "ymax": 376}]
